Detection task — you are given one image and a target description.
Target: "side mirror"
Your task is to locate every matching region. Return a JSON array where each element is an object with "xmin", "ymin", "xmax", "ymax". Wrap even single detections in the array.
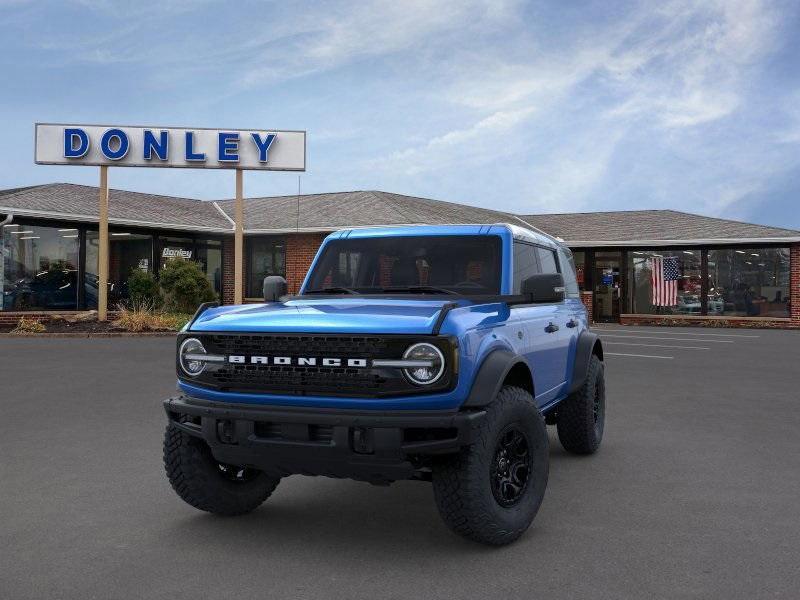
[
  {"xmin": 263, "ymin": 275, "xmax": 288, "ymax": 302},
  {"xmin": 521, "ymin": 273, "xmax": 565, "ymax": 303}
]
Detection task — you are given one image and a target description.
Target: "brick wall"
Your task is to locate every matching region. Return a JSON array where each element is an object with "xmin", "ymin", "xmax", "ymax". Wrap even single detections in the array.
[
  {"xmin": 580, "ymin": 291, "xmax": 593, "ymax": 323},
  {"xmin": 619, "ymin": 314, "xmax": 798, "ymax": 329},
  {"xmin": 219, "ymin": 233, "xmax": 325, "ymax": 303},
  {"xmin": 285, "ymin": 233, "xmax": 326, "ymax": 293},
  {"xmin": 791, "ymin": 243, "xmax": 800, "ymax": 325},
  {"xmin": 221, "ymin": 237, "xmax": 235, "ymax": 304}
]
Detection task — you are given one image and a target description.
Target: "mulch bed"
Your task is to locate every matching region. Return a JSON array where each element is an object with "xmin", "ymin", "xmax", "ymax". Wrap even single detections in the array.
[{"xmin": 0, "ymin": 317, "xmax": 176, "ymax": 336}]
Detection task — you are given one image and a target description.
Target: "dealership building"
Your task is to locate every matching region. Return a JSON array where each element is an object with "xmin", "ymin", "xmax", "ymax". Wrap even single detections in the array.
[{"xmin": 1, "ymin": 182, "xmax": 798, "ymax": 328}]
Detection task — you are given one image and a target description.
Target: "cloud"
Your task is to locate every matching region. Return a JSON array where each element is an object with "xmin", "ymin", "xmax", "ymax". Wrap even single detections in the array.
[
  {"xmin": 366, "ymin": 0, "xmax": 797, "ymax": 216},
  {"xmin": 378, "ymin": 106, "xmax": 536, "ymax": 175},
  {"xmin": 0, "ymin": 0, "xmax": 798, "ymax": 227},
  {"xmin": 237, "ymin": 0, "xmax": 520, "ymax": 88}
]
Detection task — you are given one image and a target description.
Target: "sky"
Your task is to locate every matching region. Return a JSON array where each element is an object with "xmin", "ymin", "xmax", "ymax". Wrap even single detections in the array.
[{"xmin": 1, "ymin": 0, "xmax": 799, "ymax": 229}]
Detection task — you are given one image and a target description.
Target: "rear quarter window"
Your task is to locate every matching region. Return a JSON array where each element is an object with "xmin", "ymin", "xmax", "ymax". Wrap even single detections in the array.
[
  {"xmin": 512, "ymin": 242, "xmax": 540, "ymax": 293},
  {"xmin": 557, "ymin": 247, "xmax": 580, "ymax": 298}
]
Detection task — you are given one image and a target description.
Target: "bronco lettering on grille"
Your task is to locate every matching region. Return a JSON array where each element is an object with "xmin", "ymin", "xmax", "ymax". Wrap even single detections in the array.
[{"xmin": 227, "ymin": 355, "xmax": 369, "ymax": 368}]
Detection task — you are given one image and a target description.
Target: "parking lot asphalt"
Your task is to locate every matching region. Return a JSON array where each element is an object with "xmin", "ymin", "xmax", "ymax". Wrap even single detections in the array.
[{"xmin": 1, "ymin": 327, "xmax": 799, "ymax": 600}]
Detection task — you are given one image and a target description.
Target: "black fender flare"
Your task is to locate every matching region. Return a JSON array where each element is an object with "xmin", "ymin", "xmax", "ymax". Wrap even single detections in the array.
[
  {"xmin": 568, "ymin": 330, "xmax": 603, "ymax": 395},
  {"xmin": 463, "ymin": 349, "xmax": 531, "ymax": 407}
]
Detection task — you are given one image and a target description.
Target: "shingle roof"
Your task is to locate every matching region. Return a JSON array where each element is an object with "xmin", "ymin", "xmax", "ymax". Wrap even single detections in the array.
[
  {"xmin": 214, "ymin": 190, "xmax": 513, "ymax": 231},
  {"xmin": 519, "ymin": 210, "xmax": 800, "ymax": 245},
  {"xmin": 1, "ymin": 183, "xmax": 798, "ymax": 243},
  {"xmin": 0, "ymin": 183, "xmax": 230, "ymax": 232}
]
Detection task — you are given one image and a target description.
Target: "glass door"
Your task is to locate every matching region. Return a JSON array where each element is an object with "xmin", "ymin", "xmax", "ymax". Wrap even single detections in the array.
[{"xmin": 593, "ymin": 251, "xmax": 622, "ymax": 322}]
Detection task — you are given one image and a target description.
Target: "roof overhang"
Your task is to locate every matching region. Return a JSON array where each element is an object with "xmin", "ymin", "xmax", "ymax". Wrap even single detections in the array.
[
  {"xmin": 0, "ymin": 206, "xmax": 231, "ymax": 234},
  {"xmin": 564, "ymin": 237, "xmax": 800, "ymax": 247},
  {"xmin": 2, "ymin": 206, "xmax": 799, "ymax": 244}
]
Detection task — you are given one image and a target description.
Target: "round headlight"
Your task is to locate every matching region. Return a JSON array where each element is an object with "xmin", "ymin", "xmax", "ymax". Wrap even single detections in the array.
[
  {"xmin": 179, "ymin": 337, "xmax": 207, "ymax": 377},
  {"xmin": 403, "ymin": 342, "xmax": 445, "ymax": 385}
]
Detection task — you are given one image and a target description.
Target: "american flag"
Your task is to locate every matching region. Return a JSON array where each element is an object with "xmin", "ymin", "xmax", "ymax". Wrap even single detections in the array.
[{"xmin": 651, "ymin": 256, "xmax": 679, "ymax": 306}]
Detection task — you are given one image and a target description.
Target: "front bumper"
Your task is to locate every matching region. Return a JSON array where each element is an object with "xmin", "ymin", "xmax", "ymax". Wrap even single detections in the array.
[{"xmin": 163, "ymin": 395, "xmax": 486, "ymax": 483}]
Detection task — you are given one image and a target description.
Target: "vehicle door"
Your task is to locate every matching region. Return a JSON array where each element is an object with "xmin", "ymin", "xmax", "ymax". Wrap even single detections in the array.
[
  {"xmin": 556, "ymin": 246, "xmax": 585, "ymax": 380},
  {"xmin": 512, "ymin": 241, "xmax": 564, "ymax": 406},
  {"xmin": 533, "ymin": 245, "xmax": 572, "ymax": 400}
]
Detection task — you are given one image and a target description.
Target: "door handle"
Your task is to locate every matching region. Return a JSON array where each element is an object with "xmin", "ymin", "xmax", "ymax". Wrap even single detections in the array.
[
  {"xmin": 566, "ymin": 319, "xmax": 578, "ymax": 328},
  {"xmin": 544, "ymin": 322, "xmax": 559, "ymax": 333}
]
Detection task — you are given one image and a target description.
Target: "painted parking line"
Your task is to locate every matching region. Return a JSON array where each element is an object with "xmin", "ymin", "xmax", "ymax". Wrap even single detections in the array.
[
  {"xmin": 596, "ymin": 329, "xmax": 759, "ymax": 339},
  {"xmin": 604, "ymin": 341, "xmax": 710, "ymax": 350},
  {"xmin": 605, "ymin": 352, "xmax": 674, "ymax": 359},
  {"xmin": 599, "ymin": 334, "xmax": 734, "ymax": 343}
]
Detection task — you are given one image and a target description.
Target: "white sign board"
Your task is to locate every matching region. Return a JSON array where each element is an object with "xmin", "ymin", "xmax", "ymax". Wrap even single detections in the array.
[{"xmin": 34, "ymin": 123, "xmax": 306, "ymax": 171}]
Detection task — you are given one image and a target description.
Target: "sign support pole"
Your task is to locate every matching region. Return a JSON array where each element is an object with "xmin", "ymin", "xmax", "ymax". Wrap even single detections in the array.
[
  {"xmin": 234, "ymin": 168, "xmax": 244, "ymax": 305},
  {"xmin": 98, "ymin": 166, "xmax": 109, "ymax": 321}
]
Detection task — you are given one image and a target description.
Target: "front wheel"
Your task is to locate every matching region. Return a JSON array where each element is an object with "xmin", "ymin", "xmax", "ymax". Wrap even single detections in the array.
[
  {"xmin": 432, "ymin": 386, "xmax": 549, "ymax": 546},
  {"xmin": 163, "ymin": 421, "xmax": 280, "ymax": 516}
]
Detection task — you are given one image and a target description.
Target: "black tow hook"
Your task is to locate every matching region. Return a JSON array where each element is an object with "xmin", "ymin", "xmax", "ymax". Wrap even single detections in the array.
[
  {"xmin": 217, "ymin": 420, "xmax": 237, "ymax": 444},
  {"xmin": 351, "ymin": 427, "xmax": 374, "ymax": 454}
]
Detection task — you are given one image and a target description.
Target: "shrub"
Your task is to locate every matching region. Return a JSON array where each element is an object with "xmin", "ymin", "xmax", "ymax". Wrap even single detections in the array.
[
  {"xmin": 11, "ymin": 316, "xmax": 46, "ymax": 334},
  {"xmin": 158, "ymin": 259, "xmax": 216, "ymax": 314},
  {"xmin": 127, "ymin": 269, "xmax": 162, "ymax": 308}
]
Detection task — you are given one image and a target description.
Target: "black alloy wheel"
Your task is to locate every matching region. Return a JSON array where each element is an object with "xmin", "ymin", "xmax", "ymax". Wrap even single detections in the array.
[
  {"xmin": 432, "ymin": 385, "xmax": 549, "ymax": 545},
  {"xmin": 490, "ymin": 425, "xmax": 532, "ymax": 507}
]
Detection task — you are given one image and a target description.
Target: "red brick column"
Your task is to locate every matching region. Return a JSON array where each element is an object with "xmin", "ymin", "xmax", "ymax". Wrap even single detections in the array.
[
  {"xmin": 221, "ymin": 237, "xmax": 235, "ymax": 304},
  {"xmin": 580, "ymin": 291, "xmax": 593, "ymax": 323},
  {"xmin": 791, "ymin": 244, "xmax": 800, "ymax": 325},
  {"xmin": 285, "ymin": 233, "xmax": 326, "ymax": 294}
]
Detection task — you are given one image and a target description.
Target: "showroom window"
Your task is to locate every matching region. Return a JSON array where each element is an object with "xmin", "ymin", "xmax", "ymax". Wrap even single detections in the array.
[
  {"xmin": 2, "ymin": 223, "xmax": 80, "ymax": 310},
  {"xmin": 156, "ymin": 236, "xmax": 223, "ymax": 300},
  {"xmin": 707, "ymin": 248, "xmax": 790, "ymax": 318},
  {"xmin": 159, "ymin": 236, "xmax": 195, "ymax": 271},
  {"xmin": 628, "ymin": 249, "xmax": 702, "ymax": 315},
  {"xmin": 196, "ymin": 240, "xmax": 223, "ymax": 297},
  {"xmin": 247, "ymin": 236, "xmax": 285, "ymax": 297},
  {"xmin": 85, "ymin": 230, "xmax": 154, "ymax": 308}
]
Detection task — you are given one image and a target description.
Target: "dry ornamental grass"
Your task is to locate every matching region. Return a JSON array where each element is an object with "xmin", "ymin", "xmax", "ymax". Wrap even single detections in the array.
[
  {"xmin": 113, "ymin": 301, "xmax": 191, "ymax": 332},
  {"xmin": 10, "ymin": 317, "xmax": 46, "ymax": 334}
]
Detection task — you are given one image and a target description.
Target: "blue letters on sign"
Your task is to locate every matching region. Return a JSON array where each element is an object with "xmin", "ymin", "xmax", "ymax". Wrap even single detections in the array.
[
  {"xmin": 64, "ymin": 128, "xmax": 89, "ymax": 158},
  {"xmin": 251, "ymin": 133, "xmax": 276, "ymax": 162},
  {"xmin": 185, "ymin": 131, "xmax": 205, "ymax": 161},
  {"xmin": 218, "ymin": 132, "xmax": 239, "ymax": 162},
  {"xmin": 143, "ymin": 130, "xmax": 168, "ymax": 160},
  {"xmin": 100, "ymin": 128, "xmax": 129, "ymax": 160}
]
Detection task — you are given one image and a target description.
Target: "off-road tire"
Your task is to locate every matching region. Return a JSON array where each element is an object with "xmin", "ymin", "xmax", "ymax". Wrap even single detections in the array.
[
  {"xmin": 163, "ymin": 422, "xmax": 280, "ymax": 516},
  {"xmin": 432, "ymin": 386, "xmax": 549, "ymax": 545},
  {"xmin": 556, "ymin": 354, "xmax": 605, "ymax": 454}
]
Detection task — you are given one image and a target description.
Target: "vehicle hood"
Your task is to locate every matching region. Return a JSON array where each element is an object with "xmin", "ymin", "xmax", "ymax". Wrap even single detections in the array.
[{"xmin": 188, "ymin": 297, "xmax": 457, "ymax": 334}]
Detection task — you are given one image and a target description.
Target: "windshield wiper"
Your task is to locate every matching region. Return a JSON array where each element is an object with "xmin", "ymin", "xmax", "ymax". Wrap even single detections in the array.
[
  {"xmin": 304, "ymin": 286, "xmax": 360, "ymax": 295},
  {"xmin": 381, "ymin": 285, "xmax": 458, "ymax": 295}
]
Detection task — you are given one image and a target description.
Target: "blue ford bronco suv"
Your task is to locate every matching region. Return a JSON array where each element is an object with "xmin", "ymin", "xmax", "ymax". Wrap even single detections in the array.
[{"xmin": 163, "ymin": 224, "xmax": 605, "ymax": 545}]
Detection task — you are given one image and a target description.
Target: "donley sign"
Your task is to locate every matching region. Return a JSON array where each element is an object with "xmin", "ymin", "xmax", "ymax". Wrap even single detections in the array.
[
  {"xmin": 33, "ymin": 122, "xmax": 307, "ymax": 319},
  {"xmin": 35, "ymin": 124, "xmax": 306, "ymax": 171}
]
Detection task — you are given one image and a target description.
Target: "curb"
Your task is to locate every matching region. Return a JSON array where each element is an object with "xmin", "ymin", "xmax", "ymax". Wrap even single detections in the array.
[{"xmin": 0, "ymin": 332, "xmax": 178, "ymax": 338}]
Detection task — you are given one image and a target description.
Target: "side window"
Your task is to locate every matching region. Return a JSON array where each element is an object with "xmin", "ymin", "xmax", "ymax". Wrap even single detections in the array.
[
  {"xmin": 513, "ymin": 242, "xmax": 540, "ymax": 293},
  {"xmin": 536, "ymin": 247, "xmax": 559, "ymax": 274},
  {"xmin": 558, "ymin": 248, "xmax": 580, "ymax": 298}
]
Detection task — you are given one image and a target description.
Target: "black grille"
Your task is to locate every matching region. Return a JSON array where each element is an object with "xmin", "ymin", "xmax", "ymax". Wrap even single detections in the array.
[{"xmin": 180, "ymin": 333, "xmax": 454, "ymax": 398}]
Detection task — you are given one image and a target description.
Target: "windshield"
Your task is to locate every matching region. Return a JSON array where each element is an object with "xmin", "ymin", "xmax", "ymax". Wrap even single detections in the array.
[{"xmin": 304, "ymin": 235, "xmax": 502, "ymax": 295}]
